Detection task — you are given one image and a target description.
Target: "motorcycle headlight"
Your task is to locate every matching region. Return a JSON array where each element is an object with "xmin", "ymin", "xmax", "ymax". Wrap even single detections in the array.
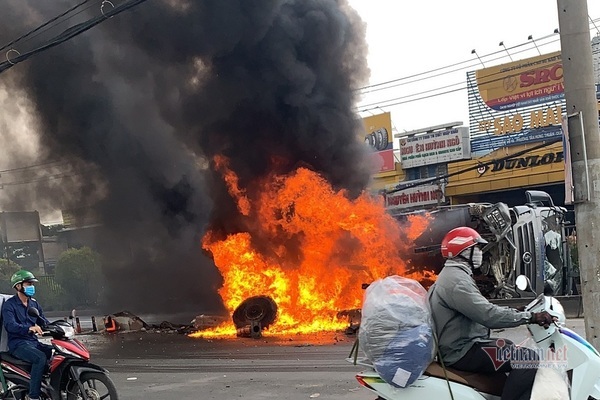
[{"xmin": 62, "ymin": 326, "xmax": 75, "ymax": 338}]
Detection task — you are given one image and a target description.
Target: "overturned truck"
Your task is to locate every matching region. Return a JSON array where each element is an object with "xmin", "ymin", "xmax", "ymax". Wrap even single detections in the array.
[{"xmin": 396, "ymin": 190, "xmax": 574, "ymax": 299}]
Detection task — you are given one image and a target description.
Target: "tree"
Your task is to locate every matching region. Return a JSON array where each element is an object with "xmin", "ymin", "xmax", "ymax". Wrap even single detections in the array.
[{"xmin": 55, "ymin": 247, "xmax": 104, "ymax": 308}]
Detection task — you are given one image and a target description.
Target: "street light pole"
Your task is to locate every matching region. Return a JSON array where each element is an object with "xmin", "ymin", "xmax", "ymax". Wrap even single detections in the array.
[{"xmin": 557, "ymin": 0, "xmax": 600, "ymax": 350}]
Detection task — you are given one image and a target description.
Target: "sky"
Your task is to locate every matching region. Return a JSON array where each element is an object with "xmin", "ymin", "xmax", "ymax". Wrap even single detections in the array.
[{"xmin": 349, "ymin": 0, "xmax": 600, "ymax": 134}]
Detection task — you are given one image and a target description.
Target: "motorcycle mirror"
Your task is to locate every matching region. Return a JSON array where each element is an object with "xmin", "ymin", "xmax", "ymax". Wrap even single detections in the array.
[
  {"xmin": 27, "ymin": 307, "xmax": 40, "ymax": 318},
  {"xmin": 516, "ymin": 275, "xmax": 532, "ymax": 291}
]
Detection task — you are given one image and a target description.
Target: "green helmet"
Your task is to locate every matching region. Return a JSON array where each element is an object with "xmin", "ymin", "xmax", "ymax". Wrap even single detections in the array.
[{"xmin": 10, "ymin": 270, "xmax": 38, "ymax": 288}]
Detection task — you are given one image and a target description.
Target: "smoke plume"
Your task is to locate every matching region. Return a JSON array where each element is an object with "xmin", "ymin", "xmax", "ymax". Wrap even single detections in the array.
[{"xmin": 0, "ymin": 0, "xmax": 371, "ymax": 313}]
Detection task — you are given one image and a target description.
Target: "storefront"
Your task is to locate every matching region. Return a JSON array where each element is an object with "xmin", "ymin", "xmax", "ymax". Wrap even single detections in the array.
[
  {"xmin": 446, "ymin": 142, "xmax": 566, "ymax": 205},
  {"xmin": 446, "ymin": 51, "xmax": 573, "ymax": 207}
]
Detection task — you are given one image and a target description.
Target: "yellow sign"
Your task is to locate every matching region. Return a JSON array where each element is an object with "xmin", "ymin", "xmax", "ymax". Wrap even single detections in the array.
[
  {"xmin": 478, "ymin": 105, "xmax": 562, "ymax": 135},
  {"xmin": 362, "ymin": 112, "xmax": 394, "ymax": 174},
  {"xmin": 475, "ymin": 52, "xmax": 563, "ymax": 112},
  {"xmin": 445, "ymin": 143, "xmax": 565, "ymax": 197}
]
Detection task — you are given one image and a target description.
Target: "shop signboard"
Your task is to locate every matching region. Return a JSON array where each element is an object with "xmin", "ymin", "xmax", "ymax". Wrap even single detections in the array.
[
  {"xmin": 469, "ymin": 52, "xmax": 600, "ymax": 154},
  {"xmin": 474, "ymin": 52, "xmax": 563, "ymax": 112},
  {"xmin": 385, "ymin": 181, "xmax": 445, "ymax": 210},
  {"xmin": 399, "ymin": 127, "xmax": 470, "ymax": 169},
  {"xmin": 362, "ymin": 112, "xmax": 394, "ymax": 174}
]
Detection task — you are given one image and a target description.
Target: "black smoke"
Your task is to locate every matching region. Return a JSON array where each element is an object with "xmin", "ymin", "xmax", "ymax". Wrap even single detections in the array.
[{"xmin": 0, "ymin": 0, "xmax": 371, "ymax": 313}]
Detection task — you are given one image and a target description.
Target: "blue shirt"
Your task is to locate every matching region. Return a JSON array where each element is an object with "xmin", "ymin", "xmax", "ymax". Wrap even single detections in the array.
[{"xmin": 1, "ymin": 295, "xmax": 50, "ymax": 352}]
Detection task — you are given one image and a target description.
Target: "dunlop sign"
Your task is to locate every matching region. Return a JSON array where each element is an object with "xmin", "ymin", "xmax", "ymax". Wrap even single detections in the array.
[
  {"xmin": 400, "ymin": 127, "xmax": 471, "ymax": 169},
  {"xmin": 484, "ymin": 151, "xmax": 564, "ymax": 173}
]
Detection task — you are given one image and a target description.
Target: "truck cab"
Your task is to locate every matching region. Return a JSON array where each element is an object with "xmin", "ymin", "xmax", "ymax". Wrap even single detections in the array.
[{"xmin": 393, "ymin": 190, "xmax": 573, "ymax": 299}]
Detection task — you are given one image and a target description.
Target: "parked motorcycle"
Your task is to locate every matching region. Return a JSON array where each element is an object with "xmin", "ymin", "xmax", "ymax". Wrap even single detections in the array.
[
  {"xmin": 0, "ymin": 307, "xmax": 118, "ymax": 400},
  {"xmin": 351, "ymin": 275, "xmax": 600, "ymax": 400}
]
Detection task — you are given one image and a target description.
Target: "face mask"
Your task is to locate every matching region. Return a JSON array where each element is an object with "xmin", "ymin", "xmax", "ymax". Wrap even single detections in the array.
[
  {"xmin": 471, "ymin": 247, "xmax": 483, "ymax": 269},
  {"xmin": 23, "ymin": 286, "xmax": 35, "ymax": 297}
]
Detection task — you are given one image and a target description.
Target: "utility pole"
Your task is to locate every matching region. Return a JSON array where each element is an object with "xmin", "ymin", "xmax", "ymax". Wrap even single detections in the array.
[{"xmin": 557, "ymin": 0, "xmax": 600, "ymax": 350}]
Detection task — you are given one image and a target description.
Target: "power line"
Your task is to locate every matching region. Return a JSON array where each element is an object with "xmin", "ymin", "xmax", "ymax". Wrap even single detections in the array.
[
  {"xmin": 356, "ymin": 32, "xmax": 600, "ymax": 113},
  {"xmin": 0, "ymin": 0, "xmax": 149, "ymax": 74},
  {"xmin": 0, "ymin": 0, "xmax": 96, "ymax": 53},
  {"xmin": 357, "ymin": 16, "xmax": 600, "ymax": 100},
  {"xmin": 358, "ymin": 32, "xmax": 554, "ymax": 93},
  {"xmin": 359, "ymin": 37, "xmax": 560, "ymax": 96},
  {"xmin": 0, "ymin": 160, "xmax": 66, "ymax": 174},
  {"xmin": 0, "ymin": 170, "xmax": 94, "ymax": 187}
]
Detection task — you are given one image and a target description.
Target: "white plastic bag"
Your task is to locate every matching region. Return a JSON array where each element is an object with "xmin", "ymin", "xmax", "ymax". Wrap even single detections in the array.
[{"xmin": 358, "ymin": 275, "xmax": 435, "ymax": 388}]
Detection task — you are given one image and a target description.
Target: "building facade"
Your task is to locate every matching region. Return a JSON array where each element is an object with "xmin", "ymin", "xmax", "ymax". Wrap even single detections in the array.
[{"xmin": 371, "ymin": 44, "xmax": 600, "ymax": 212}]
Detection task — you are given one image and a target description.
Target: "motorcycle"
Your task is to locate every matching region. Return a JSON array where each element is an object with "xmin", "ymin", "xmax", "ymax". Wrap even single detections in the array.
[
  {"xmin": 350, "ymin": 275, "xmax": 600, "ymax": 400},
  {"xmin": 0, "ymin": 307, "xmax": 118, "ymax": 400}
]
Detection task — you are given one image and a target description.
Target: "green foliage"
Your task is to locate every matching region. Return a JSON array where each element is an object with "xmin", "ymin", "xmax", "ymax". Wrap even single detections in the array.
[
  {"xmin": 33, "ymin": 277, "xmax": 69, "ymax": 311},
  {"xmin": 55, "ymin": 247, "xmax": 104, "ymax": 308},
  {"xmin": 0, "ymin": 259, "xmax": 21, "ymax": 294}
]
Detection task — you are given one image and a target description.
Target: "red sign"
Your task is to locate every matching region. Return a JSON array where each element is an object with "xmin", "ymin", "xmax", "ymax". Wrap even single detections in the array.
[{"xmin": 370, "ymin": 149, "xmax": 394, "ymax": 173}]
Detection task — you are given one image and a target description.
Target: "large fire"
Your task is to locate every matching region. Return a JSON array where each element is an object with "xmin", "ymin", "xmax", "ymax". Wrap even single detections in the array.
[{"xmin": 191, "ymin": 157, "xmax": 433, "ymax": 338}]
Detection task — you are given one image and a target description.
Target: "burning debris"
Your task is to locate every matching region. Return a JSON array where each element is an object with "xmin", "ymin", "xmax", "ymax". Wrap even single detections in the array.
[
  {"xmin": 103, "ymin": 311, "xmax": 149, "ymax": 333},
  {"xmin": 103, "ymin": 311, "xmax": 197, "ymax": 334},
  {"xmin": 199, "ymin": 166, "xmax": 432, "ymax": 337},
  {"xmin": 232, "ymin": 296, "xmax": 278, "ymax": 338}
]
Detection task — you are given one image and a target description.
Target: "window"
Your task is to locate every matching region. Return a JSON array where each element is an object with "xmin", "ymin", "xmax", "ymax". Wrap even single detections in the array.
[{"xmin": 405, "ymin": 164, "xmax": 447, "ymax": 181}]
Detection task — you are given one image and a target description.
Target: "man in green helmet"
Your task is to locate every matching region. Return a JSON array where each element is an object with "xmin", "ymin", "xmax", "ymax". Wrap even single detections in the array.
[{"xmin": 1, "ymin": 270, "xmax": 52, "ymax": 400}]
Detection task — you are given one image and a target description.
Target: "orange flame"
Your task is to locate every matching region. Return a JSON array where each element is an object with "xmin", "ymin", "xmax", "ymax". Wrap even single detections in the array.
[{"xmin": 191, "ymin": 157, "xmax": 433, "ymax": 338}]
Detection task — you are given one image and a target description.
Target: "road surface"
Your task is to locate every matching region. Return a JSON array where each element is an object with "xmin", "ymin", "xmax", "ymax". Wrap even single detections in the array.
[{"xmin": 72, "ymin": 319, "xmax": 586, "ymax": 399}]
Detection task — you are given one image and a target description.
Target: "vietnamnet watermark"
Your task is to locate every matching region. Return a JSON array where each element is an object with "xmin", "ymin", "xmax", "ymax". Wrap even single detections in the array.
[{"xmin": 482, "ymin": 339, "xmax": 568, "ymax": 370}]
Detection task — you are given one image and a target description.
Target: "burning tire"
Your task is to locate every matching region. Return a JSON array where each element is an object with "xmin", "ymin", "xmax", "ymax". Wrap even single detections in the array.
[{"xmin": 232, "ymin": 295, "xmax": 278, "ymax": 330}]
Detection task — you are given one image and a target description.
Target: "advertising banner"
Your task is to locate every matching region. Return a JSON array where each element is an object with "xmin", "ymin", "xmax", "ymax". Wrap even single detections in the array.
[
  {"xmin": 0, "ymin": 211, "xmax": 42, "ymax": 243},
  {"xmin": 385, "ymin": 182, "xmax": 445, "ymax": 210},
  {"xmin": 446, "ymin": 143, "xmax": 565, "ymax": 197},
  {"xmin": 399, "ymin": 127, "xmax": 470, "ymax": 169},
  {"xmin": 363, "ymin": 112, "xmax": 394, "ymax": 173},
  {"xmin": 475, "ymin": 51, "xmax": 563, "ymax": 112}
]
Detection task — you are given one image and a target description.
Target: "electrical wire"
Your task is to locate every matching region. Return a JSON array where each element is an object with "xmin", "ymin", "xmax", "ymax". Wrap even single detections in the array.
[
  {"xmin": 358, "ymin": 16, "xmax": 600, "ymax": 93},
  {"xmin": 0, "ymin": 0, "xmax": 96, "ymax": 53},
  {"xmin": 0, "ymin": 170, "xmax": 94, "ymax": 187},
  {"xmin": 0, "ymin": 159, "xmax": 67, "ymax": 174},
  {"xmin": 357, "ymin": 17, "xmax": 600, "ymax": 112},
  {"xmin": 356, "ymin": 31, "xmax": 560, "ymax": 92},
  {"xmin": 0, "ymin": 0, "xmax": 149, "ymax": 74}
]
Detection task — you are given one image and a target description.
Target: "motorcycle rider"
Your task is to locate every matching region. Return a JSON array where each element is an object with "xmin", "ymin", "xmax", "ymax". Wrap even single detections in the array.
[
  {"xmin": 1, "ymin": 270, "xmax": 52, "ymax": 400},
  {"xmin": 428, "ymin": 227, "xmax": 555, "ymax": 400}
]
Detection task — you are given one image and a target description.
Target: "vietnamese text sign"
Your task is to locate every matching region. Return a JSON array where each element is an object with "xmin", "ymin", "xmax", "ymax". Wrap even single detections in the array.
[
  {"xmin": 475, "ymin": 51, "xmax": 563, "ymax": 111},
  {"xmin": 385, "ymin": 183, "xmax": 445, "ymax": 209},
  {"xmin": 399, "ymin": 127, "xmax": 470, "ymax": 169}
]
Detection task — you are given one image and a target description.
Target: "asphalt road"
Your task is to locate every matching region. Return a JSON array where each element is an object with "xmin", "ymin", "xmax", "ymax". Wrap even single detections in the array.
[
  {"xmin": 71, "ymin": 319, "xmax": 586, "ymax": 400},
  {"xmin": 86, "ymin": 333, "xmax": 369, "ymax": 400}
]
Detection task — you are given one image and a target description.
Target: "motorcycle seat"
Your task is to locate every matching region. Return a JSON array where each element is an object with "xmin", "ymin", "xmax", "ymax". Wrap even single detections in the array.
[
  {"xmin": 0, "ymin": 352, "xmax": 33, "ymax": 373},
  {"xmin": 424, "ymin": 362, "xmax": 507, "ymax": 396}
]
